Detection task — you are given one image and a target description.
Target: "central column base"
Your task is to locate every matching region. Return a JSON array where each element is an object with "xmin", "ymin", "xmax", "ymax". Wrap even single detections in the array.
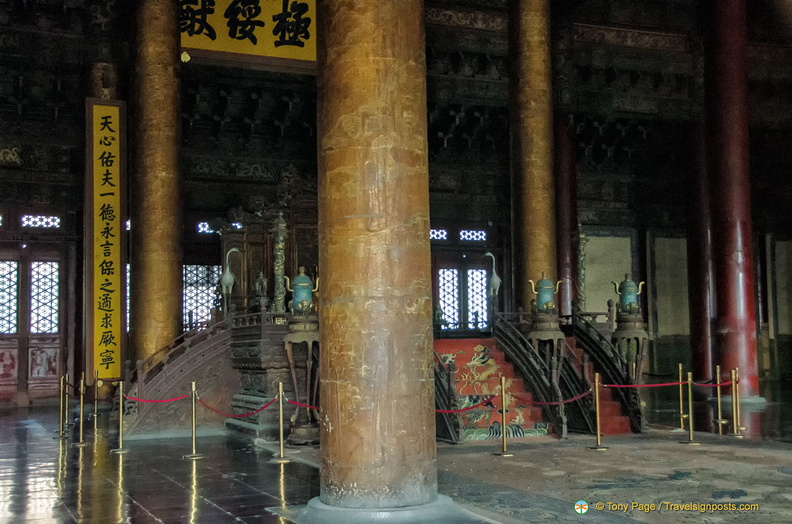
[
  {"xmin": 288, "ymin": 423, "xmax": 320, "ymax": 445},
  {"xmin": 298, "ymin": 495, "xmax": 497, "ymax": 524}
]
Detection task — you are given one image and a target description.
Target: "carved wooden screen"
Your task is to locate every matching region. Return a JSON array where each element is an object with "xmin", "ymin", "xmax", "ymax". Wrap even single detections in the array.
[
  {"xmin": 0, "ymin": 244, "xmax": 65, "ymax": 401},
  {"xmin": 430, "ymin": 225, "xmax": 495, "ymax": 337},
  {"xmin": 434, "ymin": 263, "xmax": 490, "ymax": 333},
  {"xmin": 0, "ymin": 261, "xmax": 19, "ymax": 401},
  {"xmin": 0, "ymin": 261, "xmax": 18, "ymax": 335},
  {"xmin": 183, "ymin": 264, "xmax": 222, "ymax": 330}
]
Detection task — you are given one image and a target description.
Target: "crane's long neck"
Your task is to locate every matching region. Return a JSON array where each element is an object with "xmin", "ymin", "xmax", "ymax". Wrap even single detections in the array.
[
  {"xmin": 488, "ymin": 254, "xmax": 496, "ymax": 272},
  {"xmin": 226, "ymin": 250, "xmax": 233, "ymax": 267}
]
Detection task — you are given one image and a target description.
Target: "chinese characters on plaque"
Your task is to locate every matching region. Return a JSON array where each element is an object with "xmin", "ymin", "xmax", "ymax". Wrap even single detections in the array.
[
  {"xmin": 180, "ymin": 0, "xmax": 315, "ymax": 64},
  {"xmin": 87, "ymin": 101, "xmax": 125, "ymax": 380}
]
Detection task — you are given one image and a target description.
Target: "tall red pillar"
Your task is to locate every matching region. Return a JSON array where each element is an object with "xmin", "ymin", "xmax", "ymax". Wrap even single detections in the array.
[
  {"xmin": 687, "ymin": 122, "xmax": 715, "ymax": 386},
  {"xmin": 555, "ymin": 112, "xmax": 577, "ymax": 317},
  {"xmin": 705, "ymin": 0, "xmax": 759, "ymax": 397}
]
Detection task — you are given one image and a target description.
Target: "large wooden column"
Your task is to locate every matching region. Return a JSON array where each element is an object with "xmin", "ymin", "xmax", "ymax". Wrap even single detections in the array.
[
  {"xmin": 316, "ymin": 0, "xmax": 436, "ymax": 510},
  {"xmin": 129, "ymin": 0, "xmax": 182, "ymax": 362},
  {"xmin": 687, "ymin": 123, "xmax": 715, "ymax": 386},
  {"xmin": 555, "ymin": 112, "xmax": 577, "ymax": 317},
  {"xmin": 511, "ymin": 0, "xmax": 556, "ymax": 309},
  {"xmin": 705, "ymin": 0, "xmax": 759, "ymax": 397}
]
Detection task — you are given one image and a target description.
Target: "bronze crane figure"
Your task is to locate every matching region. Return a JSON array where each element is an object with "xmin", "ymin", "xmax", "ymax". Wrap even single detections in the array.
[
  {"xmin": 483, "ymin": 252, "xmax": 501, "ymax": 300},
  {"xmin": 219, "ymin": 247, "xmax": 242, "ymax": 314}
]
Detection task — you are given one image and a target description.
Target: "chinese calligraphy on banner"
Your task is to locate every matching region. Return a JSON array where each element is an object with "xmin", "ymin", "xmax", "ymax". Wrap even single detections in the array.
[
  {"xmin": 180, "ymin": 0, "xmax": 315, "ymax": 68},
  {"xmin": 86, "ymin": 100, "xmax": 126, "ymax": 380}
]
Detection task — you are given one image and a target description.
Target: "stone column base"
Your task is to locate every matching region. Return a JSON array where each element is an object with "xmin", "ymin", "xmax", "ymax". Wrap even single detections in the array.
[{"xmin": 297, "ymin": 495, "xmax": 498, "ymax": 524}]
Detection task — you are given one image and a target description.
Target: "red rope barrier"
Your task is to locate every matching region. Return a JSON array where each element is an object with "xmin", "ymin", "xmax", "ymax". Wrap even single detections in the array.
[
  {"xmin": 604, "ymin": 380, "xmax": 734, "ymax": 389},
  {"xmin": 436, "ymin": 396, "xmax": 495, "ymax": 413},
  {"xmin": 124, "ymin": 394, "xmax": 189, "ymax": 403},
  {"xmin": 512, "ymin": 390, "xmax": 591, "ymax": 406},
  {"xmin": 198, "ymin": 397, "xmax": 276, "ymax": 418},
  {"xmin": 603, "ymin": 381, "xmax": 683, "ymax": 388},
  {"xmin": 286, "ymin": 399, "xmax": 320, "ymax": 410},
  {"xmin": 284, "ymin": 396, "xmax": 500, "ymax": 414}
]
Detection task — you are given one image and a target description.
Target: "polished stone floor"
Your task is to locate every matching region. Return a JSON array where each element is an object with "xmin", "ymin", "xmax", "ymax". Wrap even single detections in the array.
[
  {"xmin": 0, "ymin": 406, "xmax": 320, "ymax": 523},
  {"xmin": 2, "ymin": 383, "xmax": 792, "ymax": 523}
]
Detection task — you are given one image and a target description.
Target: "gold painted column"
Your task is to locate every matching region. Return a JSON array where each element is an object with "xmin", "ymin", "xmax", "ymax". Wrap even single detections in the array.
[
  {"xmin": 317, "ymin": 1, "xmax": 436, "ymax": 509},
  {"xmin": 129, "ymin": 0, "xmax": 182, "ymax": 362},
  {"xmin": 510, "ymin": 0, "xmax": 556, "ymax": 309}
]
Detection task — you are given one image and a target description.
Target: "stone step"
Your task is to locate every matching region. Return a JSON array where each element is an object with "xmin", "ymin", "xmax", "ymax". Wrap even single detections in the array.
[
  {"xmin": 457, "ymin": 403, "xmax": 543, "ymax": 431},
  {"xmin": 435, "ymin": 338, "xmax": 547, "ymax": 441},
  {"xmin": 461, "ymin": 422, "xmax": 549, "ymax": 441},
  {"xmin": 597, "ymin": 399, "xmax": 624, "ymax": 417},
  {"xmin": 455, "ymin": 375, "xmax": 525, "ymax": 396},
  {"xmin": 600, "ymin": 414, "xmax": 633, "ymax": 435}
]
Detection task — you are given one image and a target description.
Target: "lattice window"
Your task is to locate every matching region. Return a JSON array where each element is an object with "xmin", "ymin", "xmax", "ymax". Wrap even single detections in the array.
[
  {"xmin": 197, "ymin": 222, "xmax": 214, "ymax": 234},
  {"xmin": 438, "ymin": 269, "xmax": 460, "ymax": 330},
  {"xmin": 231, "ymin": 222, "xmax": 243, "ymax": 229},
  {"xmin": 459, "ymin": 229, "xmax": 486, "ymax": 241},
  {"xmin": 0, "ymin": 214, "xmax": 3, "ymax": 227},
  {"xmin": 126, "ymin": 219, "xmax": 131, "ymax": 231},
  {"xmin": 467, "ymin": 269, "xmax": 489, "ymax": 330},
  {"xmin": 30, "ymin": 262, "xmax": 59, "ymax": 334},
  {"xmin": 21, "ymin": 215, "xmax": 61, "ymax": 229},
  {"xmin": 0, "ymin": 261, "xmax": 18, "ymax": 334},
  {"xmin": 430, "ymin": 229, "xmax": 448, "ymax": 241},
  {"xmin": 183, "ymin": 264, "xmax": 222, "ymax": 330}
]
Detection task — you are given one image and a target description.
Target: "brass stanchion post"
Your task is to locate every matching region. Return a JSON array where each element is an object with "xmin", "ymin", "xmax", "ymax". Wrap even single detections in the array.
[
  {"xmin": 111, "ymin": 381, "xmax": 128, "ymax": 454},
  {"xmin": 730, "ymin": 369, "xmax": 742, "ymax": 438},
  {"xmin": 715, "ymin": 365, "xmax": 727, "ymax": 435},
  {"xmin": 678, "ymin": 363, "xmax": 688, "ymax": 430},
  {"xmin": 271, "ymin": 382, "xmax": 290, "ymax": 463},
  {"xmin": 589, "ymin": 373, "xmax": 608, "ymax": 450},
  {"xmin": 64, "ymin": 372, "xmax": 72, "ymax": 427},
  {"xmin": 54, "ymin": 375, "xmax": 67, "ymax": 439},
  {"xmin": 93, "ymin": 370, "xmax": 100, "ymax": 419},
  {"xmin": 93, "ymin": 370, "xmax": 102, "ymax": 434},
  {"xmin": 735, "ymin": 367, "xmax": 746, "ymax": 431},
  {"xmin": 494, "ymin": 376, "xmax": 513, "ymax": 457},
  {"xmin": 681, "ymin": 372, "xmax": 700, "ymax": 445},
  {"xmin": 183, "ymin": 381, "xmax": 204, "ymax": 460},
  {"xmin": 73, "ymin": 373, "xmax": 90, "ymax": 448}
]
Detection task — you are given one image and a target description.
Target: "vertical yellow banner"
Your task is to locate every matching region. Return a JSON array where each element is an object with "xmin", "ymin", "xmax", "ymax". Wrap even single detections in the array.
[{"xmin": 87, "ymin": 101, "xmax": 126, "ymax": 380}]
